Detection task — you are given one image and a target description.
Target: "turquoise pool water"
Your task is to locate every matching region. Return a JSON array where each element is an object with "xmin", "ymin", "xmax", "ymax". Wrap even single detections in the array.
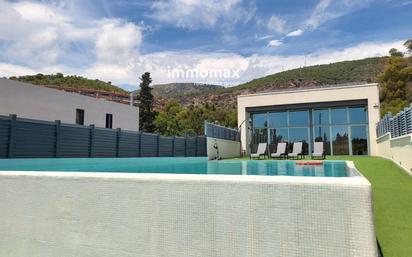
[{"xmin": 0, "ymin": 158, "xmax": 348, "ymax": 177}]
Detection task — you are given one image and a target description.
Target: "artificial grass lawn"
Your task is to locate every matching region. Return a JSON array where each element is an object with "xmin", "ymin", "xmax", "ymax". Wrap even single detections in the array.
[
  {"xmin": 327, "ymin": 156, "xmax": 412, "ymax": 257},
  {"xmin": 232, "ymin": 156, "xmax": 412, "ymax": 256}
]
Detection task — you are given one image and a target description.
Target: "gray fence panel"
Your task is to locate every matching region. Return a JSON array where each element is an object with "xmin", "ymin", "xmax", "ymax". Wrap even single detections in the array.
[
  {"xmin": 186, "ymin": 137, "xmax": 197, "ymax": 156},
  {"xmin": 119, "ymin": 131, "xmax": 140, "ymax": 157},
  {"xmin": 60, "ymin": 124, "xmax": 90, "ymax": 157},
  {"xmin": 140, "ymin": 133, "xmax": 158, "ymax": 157},
  {"xmin": 400, "ymin": 111, "xmax": 406, "ymax": 136},
  {"xmin": 93, "ymin": 128, "xmax": 117, "ymax": 157},
  {"xmin": 0, "ymin": 118, "xmax": 10, "ymax": 158},
  {"xmin": 0, "ymin": 115, "xmax": 207, "ymax": 159},
  {"xmin": 205, "ymin": 122, "xmax": 239, "ymax": 142},
  {"xmin": 159, "ymin": 136, "xmax": 173, "ymax": 157},
  {"xmin": 174, "ymin": 137, "xmax": 185, "ymax": 156},
  {"xmin": 407, "ymin": 105, "xmax": 412, "ymax": 134},
  {"xmin": 14, "ymin": 120, "xmax": 56, "ymax": 158},
  {"xmin": 196, "ymin": 136, "xmax": 206, "ymax": 156}
]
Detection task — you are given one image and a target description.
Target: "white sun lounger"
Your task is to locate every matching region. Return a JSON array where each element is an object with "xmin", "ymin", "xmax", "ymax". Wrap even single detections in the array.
[
  {"xmin": 250, "ymin": 143, "xmax": 267, "ymax": 159},
  {"xmin": 270, "ymin": 142, "xmax": 287, "ymax": 159},
  {"xmin": 312, "ymin": 142, "xmax": 325, "ymax": 159},
  {"xmin": 288, "ymin": 142, "xmax": 303, "ymax": 159}
]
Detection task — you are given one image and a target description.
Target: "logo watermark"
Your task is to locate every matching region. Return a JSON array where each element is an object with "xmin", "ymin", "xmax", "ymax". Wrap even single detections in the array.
[{"xmin": 166, "ymin": 66, "xmax": 241, "ymax": 80}]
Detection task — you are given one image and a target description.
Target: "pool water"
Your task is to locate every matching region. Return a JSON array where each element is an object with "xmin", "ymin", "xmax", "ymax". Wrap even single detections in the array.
[{"xmin": 0, "ymin": 158, "xmax": 348, "ymax": 177}]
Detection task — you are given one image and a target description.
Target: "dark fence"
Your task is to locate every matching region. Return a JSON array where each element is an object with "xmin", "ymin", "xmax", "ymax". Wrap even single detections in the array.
[
  {"xmin": 376, "ymin": 103, "xmax": 412, "ymax": 138},
  {"xmin": 204, "ymin": 121, "xmax": 239, "ymax": 141},
  {"xmin": 0, "ymin": 115, "xmax": 206, "ymax": 158}
]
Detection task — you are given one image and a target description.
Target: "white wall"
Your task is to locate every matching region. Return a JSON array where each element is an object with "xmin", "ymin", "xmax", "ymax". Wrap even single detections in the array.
[
  {"xmin": 0, "ymin": 78, "xmax": 139, "ymax": 131},
  {"xmin": 207, "ymin": 137, "xmax": 240, "ymax": 159},
  {"xmin": 0, "ymin": 169, "xmax": 378, "ymax": 257},
  {"xmin": 377, "ymin": 133, "xmax": 412, "ymax": 175},
  {"xmin": 238, "ymin": 84, "xmax": 380, "ymax": 155}
]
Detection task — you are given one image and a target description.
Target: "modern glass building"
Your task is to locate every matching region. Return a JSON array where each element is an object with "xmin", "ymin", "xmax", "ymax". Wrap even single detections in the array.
[
  {"xmin": 250, "ymin": 106, "xmax": 368, "ymax": 155},
  {"xmin": 238, "ymin": 83, "xmax": 380, "ymax": 156}
]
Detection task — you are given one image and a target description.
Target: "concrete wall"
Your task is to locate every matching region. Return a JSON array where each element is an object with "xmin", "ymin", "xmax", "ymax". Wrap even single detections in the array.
[
  {"xmin": 238, "ymin": 83, "xmax": 380, "ymax": 155},
  {"xmin": 0, "ymin": 78, "xmax": 139, "ymax": 131},
  {"xmin": 0, "ymin": 167, "xmax": 378, "ymax": 257},
  {"xmin": 377, "ymin": 133, "xmax": 412, "ymax": 175},
  {"xmin": 207, "ymin": 137, "xmax": 240, "ymax": 159}
]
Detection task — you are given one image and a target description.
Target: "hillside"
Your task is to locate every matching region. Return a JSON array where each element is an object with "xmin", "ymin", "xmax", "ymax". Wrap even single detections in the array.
[
  {"xmin": 158, "ymin": 57, "xmax": 388, "ymax": 109},
  {"xmin": 135, "ymin": 83, "xmax": 222, "ymax": 98},
  {"xmin": 9, "ymin": 73, "xmax": 127, "ymax": 94},
  {"xmin": 8, "ymin": 57, "xmax": 388, "ymax": 110},
  {"xmin": 232, "ymin": 57, "xmax": 386, "ymax": 92}
]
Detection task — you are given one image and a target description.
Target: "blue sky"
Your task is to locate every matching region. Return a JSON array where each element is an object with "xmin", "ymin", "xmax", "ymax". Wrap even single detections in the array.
[{"xmin": 0, "ymin": 0, "xmax": 411, "ymax": 90}]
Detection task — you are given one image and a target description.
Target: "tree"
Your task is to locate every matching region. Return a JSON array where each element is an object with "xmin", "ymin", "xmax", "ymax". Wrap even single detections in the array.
[
  {"xmin": 153, "ymin": 99, "xmax": 238, "ymax": 136},
  {"xmin": 404, "ymin": 39, "xmax": 412, "ymax": 55},
  {"xmin": 154, "ymin": 100, "xmax": 184, "ymax": 136},
  {"xmin": 138, "ymin": 72, "xmax": 157, "ymax": 132},
  {"xmin": 378, "ymin": 55, "xmax": 412, "ymax": 115},
  {"xmin": 389, "ymin": 48, "xmax": 404, "ymax": 57}
]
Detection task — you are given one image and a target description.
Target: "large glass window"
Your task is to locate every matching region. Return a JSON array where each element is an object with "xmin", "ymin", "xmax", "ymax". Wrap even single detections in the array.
[
  {"xmin": 349, "ymin": 107, "xmax": 367, "ymax": 124},
  {"xmin": 289, "ymin": 110, "xmax": 309, "ymax": 126},
  {"xmin": 331, "ymin": 108, "xmax": 348, "ymax": 124},
  {"xmin": 252, "ymin": 113, "xmax": 267, "ymax": 128},
  {"xmin": 351, "ymin": 126, "xmax": 368, "ymax": 155},
  {"xmin": 268, "ymin": 112, "xmax": 287, "ymax": 127},
  {"xmin": 313, "ymin": 126, "xmax": 331, "ymax": 155},
  {"xmin": 250, "ymin": 105, "xmax": 369, "ymax": 156},
  {"xmin": 313, "ymin": 109, "xmax": 330, "ymax": 125},
  {"xmin": 332, "ymin": 125, "xmax": 349, "ymax": 155}
]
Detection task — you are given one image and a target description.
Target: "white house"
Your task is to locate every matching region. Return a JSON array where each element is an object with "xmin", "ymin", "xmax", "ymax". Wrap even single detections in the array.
[
  {"xmin": 0, "ymin": 78, "xmax": 139, "ymax": 131},
  {"xmin": 238, "ymin": 83, "xmax": 380, "ymax": 156}
]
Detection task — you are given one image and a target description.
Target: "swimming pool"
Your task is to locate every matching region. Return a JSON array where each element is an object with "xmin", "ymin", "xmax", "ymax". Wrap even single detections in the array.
[
  {"xmin": 0, "ymin": 159, "xmax": 378, "ymax": 257},
  {"xmin": 0, "ymin": 157, "xmax": 349, "ymax": 177}
]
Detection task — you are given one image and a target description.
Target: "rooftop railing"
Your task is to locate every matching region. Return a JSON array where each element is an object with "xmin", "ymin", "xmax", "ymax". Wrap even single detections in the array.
[{"xmin": 376, "ymin": 103, "xmax": 412, "ymax": 138}]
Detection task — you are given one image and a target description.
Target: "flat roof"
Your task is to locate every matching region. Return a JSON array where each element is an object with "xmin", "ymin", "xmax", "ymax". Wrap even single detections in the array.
[{"xmin": 238, "ymin": 82, "xmax": 378, "ymax": 98}]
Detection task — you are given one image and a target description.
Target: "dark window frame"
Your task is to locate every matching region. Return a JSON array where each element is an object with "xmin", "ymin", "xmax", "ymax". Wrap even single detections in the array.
[
  {"xmin": 76, "ymin": 109, "xmax": 84, "ymax": 125},
  {"xmin": 106, "ymin": 113, "xmax": 113, "ymax": 129}
]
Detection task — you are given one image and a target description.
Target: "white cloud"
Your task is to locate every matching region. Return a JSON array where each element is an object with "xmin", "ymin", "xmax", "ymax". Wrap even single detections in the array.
[
  {"xmin": 267, "ymin": 39, "xmax": 283, "ymax": 47},
  {"xmin": 149, "ymin": 0, "xmax": 254, "ymax": 30},
  {"xmin": 0, "ymin": 1, "xmax": 405, "ymax": 90},
  {"xmin": 0, "ymin": 0, "xmax": 142, "ymax": 72},
  {"xmin": 0, "ymin": 40, "xmax": 405, "ymax": 88},
  {"xmin": 95, "ymin": 19, "xmax": 142, "ymax": 65},
  {"xmin": 267, "ymin": 15, "xmax": 286, "ymax": 34},
  {"xmin": 306, "ymin": 0, "xmax": 374, "ymax": 29},
  {"xmin": 286, "ymin": 29, "xmax": 304, "ymax": 37}
]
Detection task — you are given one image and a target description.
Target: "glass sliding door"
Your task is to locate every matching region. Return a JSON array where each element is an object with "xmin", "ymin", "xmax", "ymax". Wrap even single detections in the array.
[
  {"xmin": 289, "ymin": 110, "xmax": 309, "ymax": 154},
  {"xmin": 331, "ymin": 108, "xmax": 348, "ymax": 124},
  {"xmin": 251, "ymin": 113, "xmax": 267, "ymax": 153},
  {"xmin": 349, "ymin": 107, "xmax": 368, "ymax": 124},
  {"xmin": 269, "ymin": 128, "xmax": 288, "ymax": 153},
  {"xmin": 331, "ymin": 125, "xmax": 349, "ymax": 155},
  {"xmin": 268, "ymin": 112, "xmax": 288, "ymax": 153},
  {"xmin": 289, "ymin": 127, "xmax": 310, "ymax": 155},
  {"xmin": 289, "ymin": 110, "xmax": 309, "ymax": 126},
  {"xmin": 313, "ymin": 109, "xmax": 331, "ymax": 155},
  {"xmin": 313, "ymin": 126, "xmax": 331, "ymax": 155},
  {"xmin": 250, "ymin": 105, "xmax": 369, "ymax": 156},
  {"xmin": 351, "ymin": 125, "xmax": 368, "ymax": 155}
]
